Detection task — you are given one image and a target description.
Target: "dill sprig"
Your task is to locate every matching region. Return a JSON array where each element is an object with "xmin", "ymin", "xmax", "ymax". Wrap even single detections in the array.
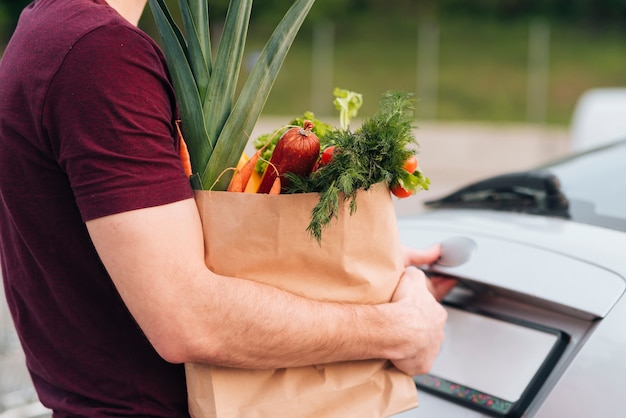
[{"xmin": 287, "ymin": 91, "xmax": 423, "ymax": 242}]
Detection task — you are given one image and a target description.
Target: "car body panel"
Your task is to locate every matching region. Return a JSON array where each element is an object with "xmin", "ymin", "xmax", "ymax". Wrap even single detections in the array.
[
  {"xmin": 391, "ymin": 207, "xmax": 626, "ymax": 417},
  {"xmin": 535, "ymin": 292, "xmax": 626, "ymax": 417},
  {"xmin": 397, "ymin": 209, "xmax": 626, "ymax": 318}
]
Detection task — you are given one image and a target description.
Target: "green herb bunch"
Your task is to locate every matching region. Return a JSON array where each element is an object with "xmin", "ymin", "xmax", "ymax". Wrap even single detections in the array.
[{"xmin": 287, "ymin": 91, "xmax": 430, "ymax": 241}]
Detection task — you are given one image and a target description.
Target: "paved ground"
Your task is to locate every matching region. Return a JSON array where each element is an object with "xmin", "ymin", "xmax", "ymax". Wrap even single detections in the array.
[{"xmin": 0, "ymin": 281, "xmax": 39, "ymax": 414}]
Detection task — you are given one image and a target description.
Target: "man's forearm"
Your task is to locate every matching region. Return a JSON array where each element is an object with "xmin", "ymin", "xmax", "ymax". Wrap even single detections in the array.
[
  {"xmin": 87, "ymin": 199, "xmax": 445, "ymax": 375},
  {"xmin": 87, "ymin": 199, "xmax": 400, "ymax": 369},
  {"xmin": 149, "ymin": 267, "xmax": 396, "ymax": 368}
]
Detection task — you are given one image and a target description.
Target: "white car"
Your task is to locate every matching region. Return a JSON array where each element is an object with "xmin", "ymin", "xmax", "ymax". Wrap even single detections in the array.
[{"xmin": 395, "ymin": 138, "xmax": 626, "ymax": 417}]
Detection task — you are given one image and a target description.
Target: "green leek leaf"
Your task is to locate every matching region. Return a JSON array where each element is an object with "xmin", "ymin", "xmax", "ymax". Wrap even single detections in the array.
[
  {"xmin": 149, "ymin": 0, "xmax": 316, "ymax": 190},
  {"xmin": 203, "ymin": 0, "xmax": 316, "ymax": 190},
  {"xmin": 186, "ymin": 0, "xmax": 212, "ymax": 75},
  {"xmin": 203, "ymin": 0, "xmax": 252, "ymax": 149},
  {"xmin": 178, "ymin": 0, "xmax": 210, "ymax": 100},
  {"xmin": 148, "ymin": 0, "xmax": 213, "ymax": 174}
]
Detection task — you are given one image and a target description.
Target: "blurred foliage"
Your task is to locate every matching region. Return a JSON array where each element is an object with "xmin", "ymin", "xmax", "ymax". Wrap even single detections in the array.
[
  {"xmin": 437, "ymin": 0, "xmax": 626, "ymax": 25},
  {"xmin": 3, "ymin": 1, "xmax": 626, "ymax": 125},
  {"xmin": 4, "ymin": 0, "xmax": 626, "ymax": 42},
  {"xmin": 246, "ymin": 14, "xmax": 626, "ymax": 125},
  {"xmin": 158, "ymin": 0, "xmax": 626, "ymax": 24}
]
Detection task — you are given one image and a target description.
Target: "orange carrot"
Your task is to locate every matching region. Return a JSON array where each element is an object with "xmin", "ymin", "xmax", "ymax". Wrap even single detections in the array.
[
  {"xmin": 227, "ymin": 169, "xmax": 243, "ymax": 192},
  {"xmin": 239, "ymin": 149, "xmax": 262, "ymax": 191},
  {"xmin": 175, "ymin": 121, "xmax": 193, "ymax": 178},
  {"xmin": 226, "ymin": 150, "xmax": 262, "ymax": 193},
  {"xmin": 269, "ymin": 177, "xmax": 281, "ymax": 195}
]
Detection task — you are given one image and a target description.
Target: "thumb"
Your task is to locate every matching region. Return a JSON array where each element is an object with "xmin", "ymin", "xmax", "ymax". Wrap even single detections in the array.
[
  {"xmin": 391, "ymin": 266, "xmax": 427, "ymax": 303},
  {"xmin": 403, "ymin": 244, "xmax": 442, "ymax": 267}
]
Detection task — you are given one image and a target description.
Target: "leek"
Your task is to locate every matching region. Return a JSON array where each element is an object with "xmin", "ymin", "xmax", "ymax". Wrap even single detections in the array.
[{"xmin": 148, "ymin": 0, "xmax": 316, "ymax": 190}]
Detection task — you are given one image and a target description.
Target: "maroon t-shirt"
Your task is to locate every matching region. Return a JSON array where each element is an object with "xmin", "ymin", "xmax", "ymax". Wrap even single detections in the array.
[{"xmin": 0, "ymin": 0, "xmax": 194, "ymax": 416}]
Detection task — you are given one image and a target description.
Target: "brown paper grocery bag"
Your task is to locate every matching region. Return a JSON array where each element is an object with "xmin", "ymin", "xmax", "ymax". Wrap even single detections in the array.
[{"xmin": 188, "ymin": 183, "xmax": 418, "ymax": 417}]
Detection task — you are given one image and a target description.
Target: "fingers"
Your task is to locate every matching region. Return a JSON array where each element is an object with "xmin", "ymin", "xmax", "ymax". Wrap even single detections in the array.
[
  {"xmin": 401, "ymin": 245, "xmax": 458, "ymax": 301},
  {"xmin": 389, "ymin": 266, "xmax": 449, "ymax": 376},
  {"xmin": 402, "ymin": 244, "xmax": 442, "ymax": 268},
  {"xmin": 392, "ymin": 333, "xmax": 445, "ymax": 376},
  {"xmin": 391, "ymin": 266, "xmax": 429, "ymax": 304},
  {"xmin": 427, "ymin": 277, "xmax": 458, "ymax": 302},
  {"xmin": 390, "ymin": 300, "xmax": 447, "ymax": 376}
]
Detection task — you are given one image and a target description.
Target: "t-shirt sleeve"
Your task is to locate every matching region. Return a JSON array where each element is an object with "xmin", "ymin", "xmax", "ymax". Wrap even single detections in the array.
[{"xmin": 44, "ymin": 24, "xmax": 194, "ymax": 221}]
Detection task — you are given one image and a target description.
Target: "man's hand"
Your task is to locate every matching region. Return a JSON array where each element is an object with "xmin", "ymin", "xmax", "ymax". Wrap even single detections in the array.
[
  {"xmin": 388, "ymin": 267, "xmax": 448, "ymax": 376},
  {"xmin": 402, "ymin": 245, "xmax": 457, "ymax": 301},
  {"xmin": 385, "ymin": 244, "xmax": 458, "ymax": 376},
  {"xmin": 402, "ymin": 243, "xmax": 442, "ymax": 268}
]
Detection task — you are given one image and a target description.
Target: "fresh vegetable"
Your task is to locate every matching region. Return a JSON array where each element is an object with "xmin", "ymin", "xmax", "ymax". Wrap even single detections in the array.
[
  {"xmin": 291, "ymin": 112, "xmax": 333, "ymax": 142},
  {"xmin": 391, "ymin": 184, "xmax": 414, "ymax": 198},
  {"xmin": 251, "ymin": 89, "xmax": 358, "ymax": 178},
  {"xmin": 392, "ymin": 166, "xmax": 430, "ymax": 199},
  {"xmin": 252, "ymin": 111, "xmax": 332, "ymax": 177},
  {"xmin": 257, "ymin": 120, "xmax": 320, "ymax": 194},
  {"xmin": 319, "ymin": 146, "xmax": 336, "ymax": 166},
  {"xmin": 403, "ymin": 156, "xmax": 418, "ymax": 173},
  {"xmin": 227, "ymin": 170, "xmax": 243, "ymax": 192},
  {"xmin": 286, "ymin": 91, "xmax": 430, "ymax": 241},
  {"xmin": 243, "ymin": 90, "xmax": 429, "ymax": 241},
  {"xmin": 269, "ymin": 177, "xmax": 282, "ymax": 195},
  {"xmin": 390, "ymin": 155, "xmax": 423, "ymax": 198},
  {"xmin": 226, "ymin": 152, "xmax": 248, "ymax": 192},
  {"xmin": 333, "ymin": 88, "xmax": 363, "ymax": 130},
  {"xmin": 148, "ymin": 0, "xmax": 316, "ymax": 190},
  {"xmin": 244, "ymin": 168, "xmax": 262, "ymax": 193},
  {"xmin": 176, "ymin": 121, "xmax": 193, "ymax": 178},
  {"xmin": 227, "ymin": 149, "xmax": 262, "ymax": 192}
]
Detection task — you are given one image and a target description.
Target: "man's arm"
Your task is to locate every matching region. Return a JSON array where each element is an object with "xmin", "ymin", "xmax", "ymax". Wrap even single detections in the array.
[{"xmin": 86, "ymin": 198, "xmax": 447, "ymax": 375}]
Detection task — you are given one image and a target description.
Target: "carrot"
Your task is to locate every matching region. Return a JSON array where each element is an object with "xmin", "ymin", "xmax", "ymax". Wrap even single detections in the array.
[
  {"xmin": 227, "ymin": 169, "xmax": 243, "ymax": 192},
  {"xmin": 244, "ymin": 169, "xmax": 262, "ymax": 193},
  {"xmin": 239, "ymin": 150, "xmax": 262, "ymax": 191},
  {"xmin": 227, "ymin": 153, "xmax": 248, "ymax": 192},
  {"xmin": 175, "ymin": 121, "xmax": 193, "ymax": 178},
  {"xmin": 269, "ymin": 177, "xmax": 281, "ymax": 195},
  {"xmin": 226, "ymin": 150, "xmax": 262, "ymax": 193}
]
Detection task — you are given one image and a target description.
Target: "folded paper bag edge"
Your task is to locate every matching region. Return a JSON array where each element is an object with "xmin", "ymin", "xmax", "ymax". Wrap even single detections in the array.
[{"xmin": 186, "ymin": 361, "xmax": 418, "ymax": 418}]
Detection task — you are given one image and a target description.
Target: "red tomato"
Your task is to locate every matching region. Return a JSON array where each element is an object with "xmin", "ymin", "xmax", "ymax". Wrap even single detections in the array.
[
  {"xmin": 403, "ymin": 156, "xmax": 418, "ymax": 173},
  {"xmin": 391, "ymin": 184, "xmax": 414, "ymax": 198},
  {"xmin": 320, "ymin": 146, "xmax": 336, "ymax": 165}
]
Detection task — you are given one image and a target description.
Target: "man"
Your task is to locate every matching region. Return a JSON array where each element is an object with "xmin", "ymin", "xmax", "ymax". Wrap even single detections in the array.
[{"xmin": 0, "ymin": 0, "xmax": 454, "ymax": 416}]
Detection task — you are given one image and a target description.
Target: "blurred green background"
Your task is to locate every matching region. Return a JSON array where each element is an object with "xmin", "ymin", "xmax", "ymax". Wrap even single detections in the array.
[{"xmin": 2, "ymin": 0, "xmax": 625, "ymax": 125}]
